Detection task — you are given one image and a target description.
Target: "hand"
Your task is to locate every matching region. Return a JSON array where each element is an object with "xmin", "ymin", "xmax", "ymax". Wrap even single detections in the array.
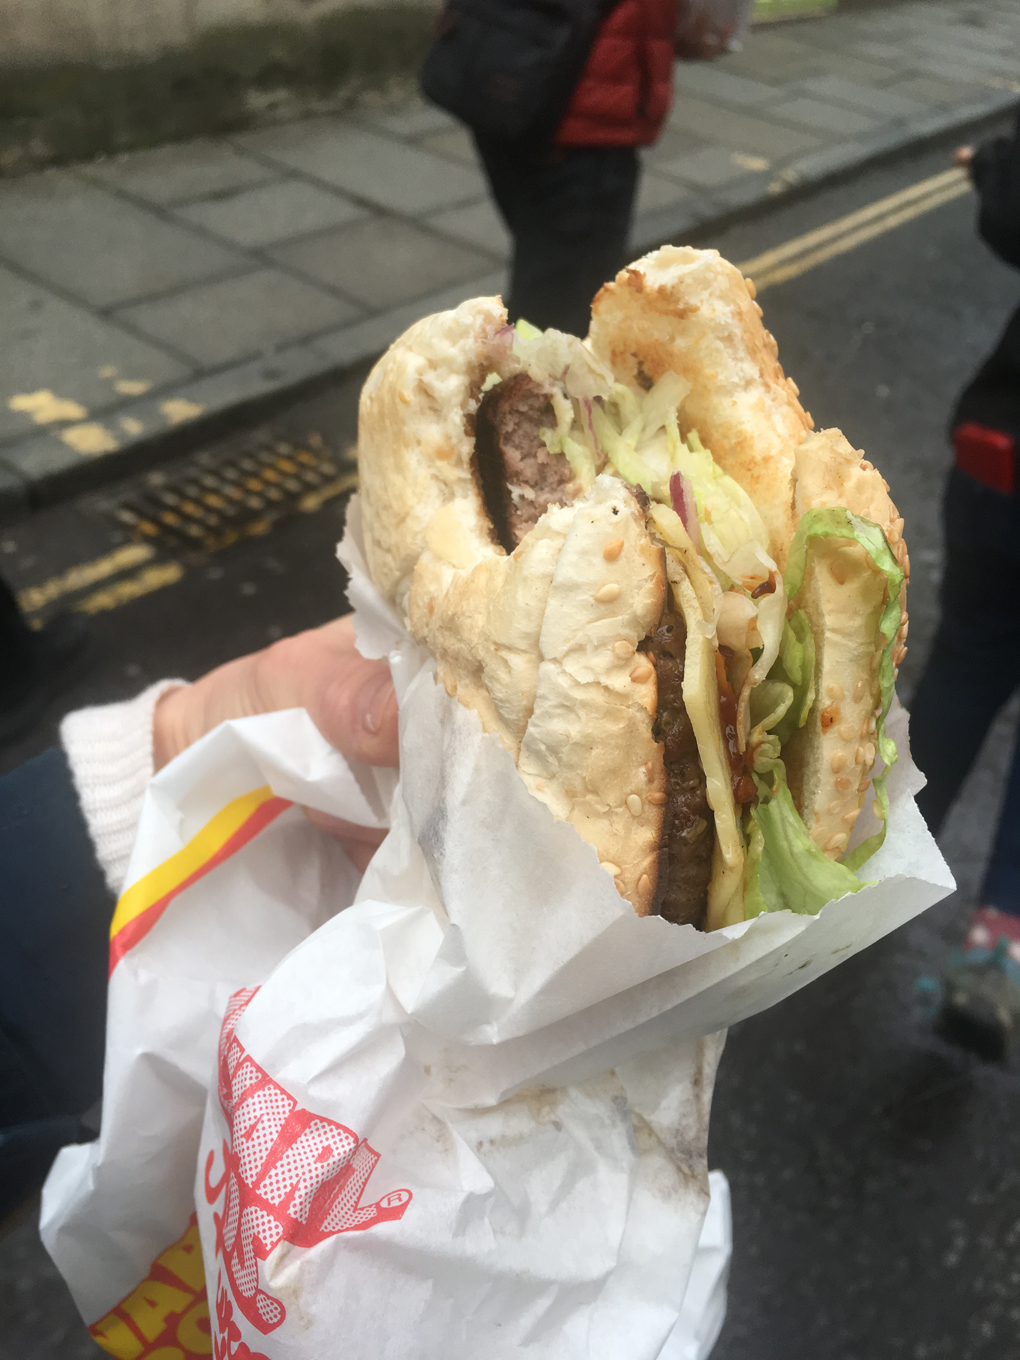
[
  {"xmin": 675, "ymin": 6, "xmax": 734, "ymax": 60},
  {"xmin": 153, "ymin": 616, "xmax": 398, "ymax": 871}
]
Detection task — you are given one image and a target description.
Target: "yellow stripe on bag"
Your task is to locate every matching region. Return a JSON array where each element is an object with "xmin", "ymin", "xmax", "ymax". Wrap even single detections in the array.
[{"xmin": 108, "ymin": 785, "xmax": 292, "ymax": 974}]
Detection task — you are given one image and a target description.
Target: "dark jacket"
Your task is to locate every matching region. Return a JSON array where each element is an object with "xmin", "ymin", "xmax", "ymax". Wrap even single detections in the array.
[
  {"xmin": 951, "ymin": 111, "xmax": 1020, "ymax": 449},
  {"xmin": 0, "ymin": 748, "xmax": 112, "ymax": 1222},
  {"xmin": 556, "ymin": 0, "xmax": 678, "ymax": 147}
]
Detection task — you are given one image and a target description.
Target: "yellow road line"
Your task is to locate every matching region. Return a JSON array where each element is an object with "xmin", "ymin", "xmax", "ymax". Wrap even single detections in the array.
[
  {"xmin": 75, "ymin": 561, "xmax": 185, "ymax": 615},
  {"xmin": 298, "ymin": 471, "xmax": 359, "ymax": 514},
  {"xmin": 739, "ymin": 166, "xmax": 969, "ymax": 287},
  {"xmin": 17, "ymin": 542, "xmax": 156, "ymax": 613},
  {"xmin": 749, "ymin": 177, "xmax": 971, "ymax": 292}
]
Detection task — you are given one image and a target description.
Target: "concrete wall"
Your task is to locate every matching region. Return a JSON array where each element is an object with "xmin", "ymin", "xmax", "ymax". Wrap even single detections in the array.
[{"xmin": 0, "ymin": 0, "xmax": 425, "ymax": 67}]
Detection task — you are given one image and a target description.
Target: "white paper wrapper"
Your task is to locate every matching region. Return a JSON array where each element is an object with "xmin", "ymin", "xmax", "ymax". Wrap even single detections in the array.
[{"xmin": 42, "ymin": 498, "xmax": 953, "ymax": 1360}]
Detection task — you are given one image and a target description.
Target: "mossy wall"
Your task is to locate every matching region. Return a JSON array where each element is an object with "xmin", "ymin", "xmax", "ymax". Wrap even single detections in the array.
[{"xmin": 0, "ymin": 6, "xmax": 436, "ymax": 176}]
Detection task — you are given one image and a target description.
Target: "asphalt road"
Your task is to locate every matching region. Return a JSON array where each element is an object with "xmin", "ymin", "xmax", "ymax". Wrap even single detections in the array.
[{"xmin": 3, "ymin": 124, "xmax": 1020, "ymax": 1360}]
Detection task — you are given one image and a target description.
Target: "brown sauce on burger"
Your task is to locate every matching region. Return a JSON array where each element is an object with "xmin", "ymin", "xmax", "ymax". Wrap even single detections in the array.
[{"xmin": 715, "ymin": 654, "xmax": 757, "ymax": 806}]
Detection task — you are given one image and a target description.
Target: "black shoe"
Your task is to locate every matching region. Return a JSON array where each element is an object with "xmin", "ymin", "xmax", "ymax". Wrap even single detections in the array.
[{"xmin": 0, "ymin": 612, "xmax": 93, "ymax": 746}]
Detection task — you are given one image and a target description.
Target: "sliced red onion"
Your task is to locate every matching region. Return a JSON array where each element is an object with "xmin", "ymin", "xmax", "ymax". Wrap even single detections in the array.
[
  {"xmin": 489, "ymin": 323, "xmax": 515, "ymax": 363},
  {"xmin": 670, "ymin": 471, "xmax": 701, "ymax": 549}
]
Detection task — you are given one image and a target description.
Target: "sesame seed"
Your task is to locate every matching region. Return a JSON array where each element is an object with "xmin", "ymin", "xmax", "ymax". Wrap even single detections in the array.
[
  {"xmin": 638, "ymin": 873, "xmax": 651, "ymax": 896},
  {"xmin": 603, "ymin": 538, "xmax": 625, "ymax": 561},
  {"xmin": 853, "ymin": 679, "xmax": 867, "ymax": 703},
  {"xmin": 630, "ymin": 664, "xmax": 653, "ymax": 683},
  {"xmin": 830, "ymin": 752, "xmax": 847, "ymax": 773},
  {"xmin": 830, "ymin": 559, "xmax": 848, "ymax": 585},
  {"xmin": 827, "ymin": 799, "xmax": 841, "ymax": 815},
  {"xmin": 826, "ymin": 833, "xmax": 848, "ymax": 852},
  {"xmin": 834, "ymin": 776, "xmax": 852, "ymax": 791},
  {"xmin": 868, "ymin": 717, "xmax": 877, "ymax": 735},
  {"xmin": 826, "ymin": 682, "xmax": 845, "ymax": 701},
  {"xmin": 647, "ymin": 791, "xmax": 667, "ymax": 805},
  {"xmin": 643, "ymin": 761, "xmax": 654, "ymax": 779},
  {"xmin": 600, "ymin": 861, "xmax": 622, "ymax": 876},
  {"xmin": 842, "ymin": 810, "xmax": 859, "ymax": 825},
  {"xmin": 613, "ymin": 639, "xmax": 636, "ymax": 658},
  {"xmin": 855, "ymin": 746, "xmax": 864, "ymax": 765},
  {"xmin": 627, "ymin": 794, "xmax": 643, "ymax": 816},
  {"xmin": 838, "ymin": 724, "xmax": 855, "ymax": 742},
  {"xmin": 861, "ymin": 777, "xmax": 871, "ymax": 792},
  {"xmin": 594, "ymin": 583, "xmax": 621, "ymax": 603},
  {"xmin": 864, "ymin": 742, "xmax": 876, "ymax": 765},
  {"xmin": 860, "ymin": 718, "xmax": 870, "ymax": 738}
]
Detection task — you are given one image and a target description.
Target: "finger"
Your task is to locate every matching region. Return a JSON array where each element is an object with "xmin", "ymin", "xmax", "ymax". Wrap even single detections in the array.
[
  {"xmin": 256, "ymin": 618, "xmax": 400, "ymax": 769},
  {"xmin": 303, "ymin": 806, "xmax": 388, "ymax": 846},
  {"xmin": 343, "ymin": 839, "xmax": 383, "ymax": 874}
]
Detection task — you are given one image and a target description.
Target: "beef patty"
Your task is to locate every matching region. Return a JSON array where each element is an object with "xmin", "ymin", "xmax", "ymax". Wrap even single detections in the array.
[
  {"xmin": 641, "ymin": 610, "xmax": 715, "ymax": 929},
  {"xmin": 474, "ymin": 373, "xmax": 575, "ymax": 551}
]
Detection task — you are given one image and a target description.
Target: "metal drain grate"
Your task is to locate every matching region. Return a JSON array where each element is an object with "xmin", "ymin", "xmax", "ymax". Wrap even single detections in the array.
[{"xmin": 110, "ymin": 435, "xmax": 355, "ymax": 554}]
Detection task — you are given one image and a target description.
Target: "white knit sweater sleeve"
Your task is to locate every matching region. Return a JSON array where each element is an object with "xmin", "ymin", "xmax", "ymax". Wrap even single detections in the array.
[{"xmin": 60, "ymin": 680, "xmax": 188, "ymax": 897}]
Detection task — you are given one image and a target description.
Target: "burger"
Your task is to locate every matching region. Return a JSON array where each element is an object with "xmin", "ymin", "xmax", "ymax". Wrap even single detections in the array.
[{"xmin": 356, "ymin": 245, "xmax": 909, "ymax": 932}]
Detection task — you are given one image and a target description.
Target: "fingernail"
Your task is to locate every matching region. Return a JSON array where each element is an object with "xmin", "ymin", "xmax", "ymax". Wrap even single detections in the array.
[{"xmin": 359, "ymin": 671, "xmax": 395, "ymax": 735}]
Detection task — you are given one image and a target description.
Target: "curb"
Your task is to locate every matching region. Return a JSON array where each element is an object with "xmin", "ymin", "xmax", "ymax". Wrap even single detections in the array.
[{"xmin": 1, "ymin": 87, "xmax": 1016, "ymax": 523}]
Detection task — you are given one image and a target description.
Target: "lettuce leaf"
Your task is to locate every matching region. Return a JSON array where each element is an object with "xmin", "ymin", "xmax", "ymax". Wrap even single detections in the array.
[
  {"xmin": 783, "ymin": 506, "xmax": 905, "ymax": 874},
  {"xmin": 746, "ymin": 763, "xmax": 865, "ymax": 917},
  {"xmin": 766, "ymin": 610, "xmax": 816, "ymax": 747}
]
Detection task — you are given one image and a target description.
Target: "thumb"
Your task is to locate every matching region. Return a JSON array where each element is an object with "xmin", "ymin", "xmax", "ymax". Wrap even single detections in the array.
[{"xmin": 255, "ymin": 617, "xmax": 400, "ymax": 769}]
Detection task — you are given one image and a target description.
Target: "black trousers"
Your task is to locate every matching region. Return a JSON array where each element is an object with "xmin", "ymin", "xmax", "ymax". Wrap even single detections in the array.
[
  {"xmin": 473, "ymin": 136, "xmax": 639, "ymax": 337},
  {"xmin": 910, "ymin": 468, "xmax": 1020, "ymax": 912},
  {"xmin": 1, "ymin": 748, "xmax": 113, "ymax": 1220}
]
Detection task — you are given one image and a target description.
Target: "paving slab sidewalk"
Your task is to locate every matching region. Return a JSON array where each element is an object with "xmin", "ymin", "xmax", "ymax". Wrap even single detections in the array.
[{"xmin": 1, "ymin": 0, "xmax": 1018, "ymax": 516}]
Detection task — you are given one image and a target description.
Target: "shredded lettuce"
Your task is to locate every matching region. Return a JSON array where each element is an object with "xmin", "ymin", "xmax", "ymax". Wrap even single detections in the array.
[
  {"xmin": 745, "ymin": 763, "xmax": 865, "ymax": 917},
  {"xmin": 562, "ymin": 435, "xmax": 597, "ymax": 491},
  {"xmin": 784, "ymin": 506, "xmax": 905, "ymax": 873},
  {"xmin": 669, "ymin": 429, "xmax": 770, "ymax": 576},
  {"xmin": 763, "ymin": 610, "xmax": 816, "ymax": 747},
  {"xmin": 511, "ymin": 322, "xmax": 612, "ymax": 401}
]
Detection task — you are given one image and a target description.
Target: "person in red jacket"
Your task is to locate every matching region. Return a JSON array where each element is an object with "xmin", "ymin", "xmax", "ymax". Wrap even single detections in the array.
[{"xmin": 473, "ymin": 2, "xmax": 732, "ymax": 336}]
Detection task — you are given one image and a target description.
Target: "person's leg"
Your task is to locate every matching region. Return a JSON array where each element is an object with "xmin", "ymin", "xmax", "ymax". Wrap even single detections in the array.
[
  {"xmin": 0, "ymin": 573, "xmax": 35, "ymax": 694},
  {"xmin": 912, "ymin": 469, "xmax": 1020, "ymax": 834},
  {"xmin": 918, "ymin": 468, "xmax": 1020, "ymax": 1055},
  {"xmin": 979, "ymin": 721, "xmax": 1020, "ymax": 912},
  {"xmin": 508, "ymin": 146, "xmax": 639, "ymax": 335},
  {"xmin": 910, "ymin": 572, "xmax": 1019, "ymax": 835},
  {"xmin": 0, "ymin": 573, "xmax": 92, "ymax": 746},
  {"xmin": 472, "ymin": 137, "xmax": 640, "ymax": 336},
  {"xmin": 472, "ymin": 133, "xmax": 528, "ymax": 240}
]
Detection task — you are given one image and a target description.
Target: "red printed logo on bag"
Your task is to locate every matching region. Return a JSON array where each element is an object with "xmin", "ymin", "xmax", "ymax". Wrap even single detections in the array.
[{"xmin": 204, "ymin": 988, "xmax": 412, "ymax": 1336}]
